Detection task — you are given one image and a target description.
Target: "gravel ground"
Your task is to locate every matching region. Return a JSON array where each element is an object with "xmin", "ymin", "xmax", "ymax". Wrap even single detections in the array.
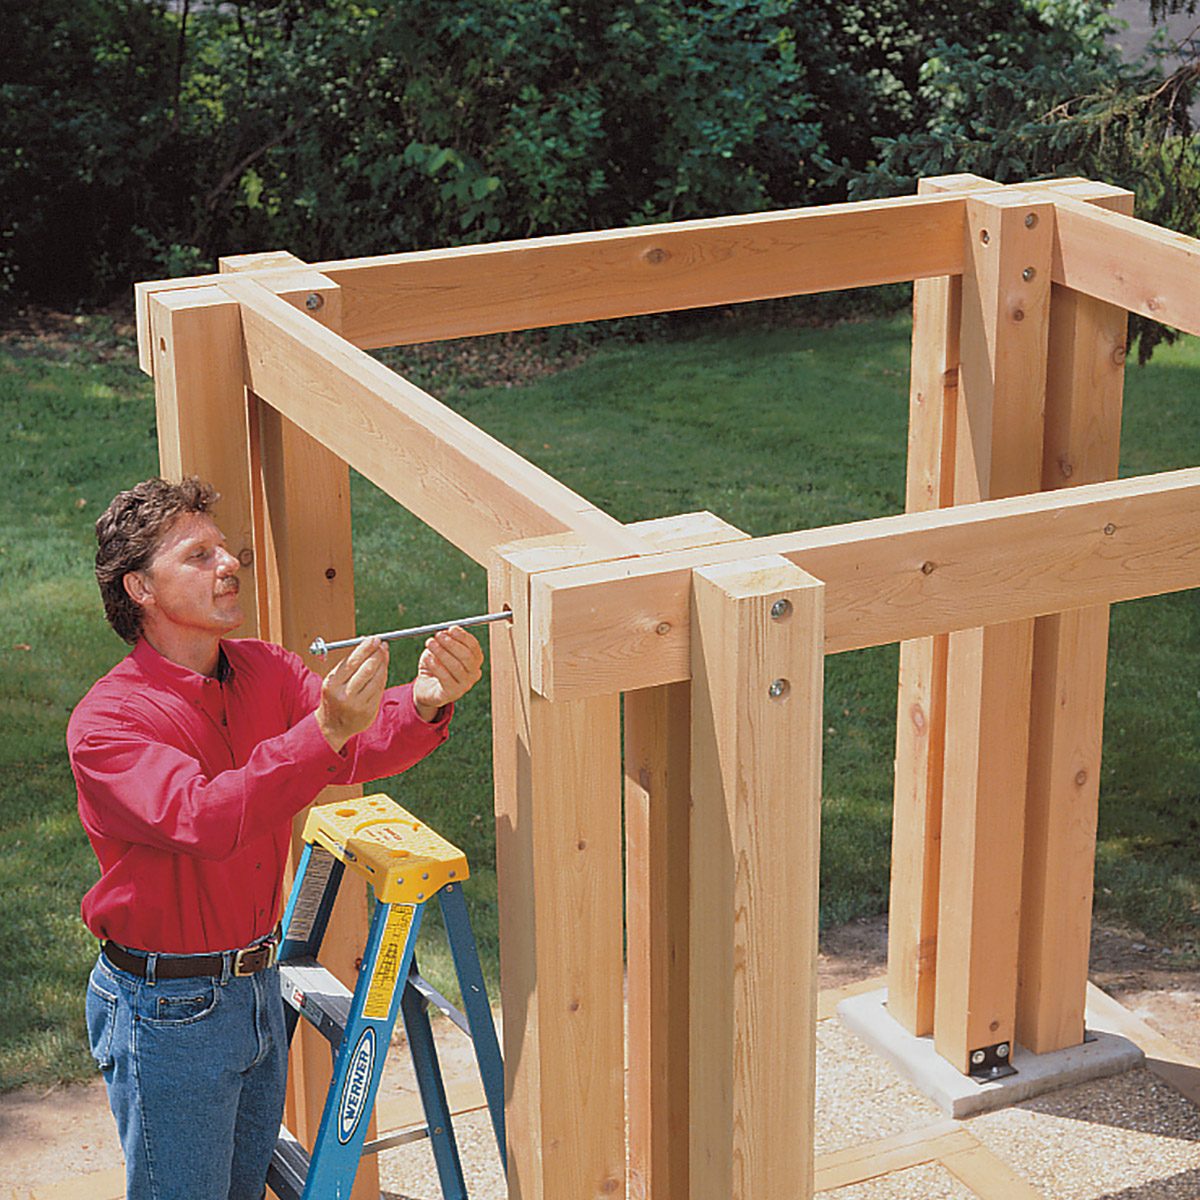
[{"xmin": 3, "ymin": 919, "xmax": 1196, "ymax": 1199}]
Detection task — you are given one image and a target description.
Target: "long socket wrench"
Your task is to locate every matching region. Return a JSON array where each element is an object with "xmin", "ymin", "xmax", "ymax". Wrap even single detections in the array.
[{"xmin": 308, "ymin": 609, "xmax": 513, "ymax": 657}]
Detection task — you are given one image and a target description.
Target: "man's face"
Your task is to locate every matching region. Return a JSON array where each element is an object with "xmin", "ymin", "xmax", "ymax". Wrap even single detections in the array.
[{"xmin": 128, "ymin": 512, "xmax": 244, "ymax": 640}]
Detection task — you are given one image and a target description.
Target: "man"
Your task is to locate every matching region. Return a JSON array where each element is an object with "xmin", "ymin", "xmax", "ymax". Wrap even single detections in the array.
[{"xmin": 67, "ymin": 477, "xmax": 484, "ymax": 1200}]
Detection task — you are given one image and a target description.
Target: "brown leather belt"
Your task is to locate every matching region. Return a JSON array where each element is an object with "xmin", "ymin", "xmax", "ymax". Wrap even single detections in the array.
[{"xmin": 102, "ymin": 937, "xmax": 278, "ymax": 979}]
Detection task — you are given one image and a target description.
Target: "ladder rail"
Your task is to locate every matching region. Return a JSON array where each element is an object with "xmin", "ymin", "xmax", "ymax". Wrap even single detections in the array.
[{"xmin": 269, "ymin": 795, "xmax": 504, "ymax": 1200}]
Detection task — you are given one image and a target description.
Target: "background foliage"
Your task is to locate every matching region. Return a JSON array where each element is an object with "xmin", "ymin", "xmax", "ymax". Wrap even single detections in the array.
[{"xmin": 4, "ymin": 0, "xmax": 1197, "ymax": 325}]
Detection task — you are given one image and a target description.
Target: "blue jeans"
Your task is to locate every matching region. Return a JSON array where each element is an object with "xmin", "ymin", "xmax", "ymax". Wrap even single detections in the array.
[{"xmin": 86, "ymin": 950, "xmax": 288, "ymax": 1200}]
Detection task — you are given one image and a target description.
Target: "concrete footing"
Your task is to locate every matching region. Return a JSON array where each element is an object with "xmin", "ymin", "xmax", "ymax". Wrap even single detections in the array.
[{"xmin": 837, "ymin": 987, "xmax": 1145, "ymax": 1119}]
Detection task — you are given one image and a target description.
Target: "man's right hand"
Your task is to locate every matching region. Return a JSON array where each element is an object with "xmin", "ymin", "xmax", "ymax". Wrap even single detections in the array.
[{"xmin": 315, "ymin": 637, "xmax": 389, "ymax": 753}]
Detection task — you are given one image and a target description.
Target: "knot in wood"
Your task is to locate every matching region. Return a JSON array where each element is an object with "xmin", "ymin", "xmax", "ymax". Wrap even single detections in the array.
[
  {"xmin": 1058, "ymin": 458, "xmax": 1074, "ymax": 480},
  {"xmin": 643, "ymin": 247, "xmax": 668, "ymax": 265},
  {"xmin": 920, "ymin": 560, "xmax": 935, "ymax": 575},
  {"xmin": 1012, "ymin": 308, "xmax": 1025, "ymax": 322},
  {"xmin": 910, "ymin": 703, "xmax": 927, "ymax": 734},
  {"xmin": 1112, "ymin": 346, "xmax": 1127, "ymax": 365},
  {"xmin": 1075, "ymin": 769, "xmax": 1088, "ymax": 787},
  {"xmin": 655, "ymin": 621, "xmax": 671, "ymax": 636}
]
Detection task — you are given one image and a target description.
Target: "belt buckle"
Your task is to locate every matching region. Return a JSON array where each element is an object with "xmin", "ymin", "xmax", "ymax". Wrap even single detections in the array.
[{"xmin": 233, "ymin": 939, "xmax": 277, "ymax": 977}]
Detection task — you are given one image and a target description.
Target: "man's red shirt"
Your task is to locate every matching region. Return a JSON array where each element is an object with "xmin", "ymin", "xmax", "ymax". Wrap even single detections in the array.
[{"xmin": 67, "ymin": 637, "xmax": 452, "ymax": 954}]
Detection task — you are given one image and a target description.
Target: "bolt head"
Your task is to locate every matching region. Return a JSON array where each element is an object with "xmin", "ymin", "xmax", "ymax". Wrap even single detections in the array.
[
  {"xmin": 1025, "ymin": 212, "xmax": 1039, "ymax": 228},
  {"xmin": 971, "ymin": 1050, "xmax": 986, "ymax": 1066},
  {"xmin": 771, "ymin": 598, "xmax": 792, "ymax": 620},
  {"xmin": 997, "ymin": 1043, "xmax": 1010, "ymax": 1058},
  {"xmin": 305, "ymin": 292, "xmax": 325, "ymax": 311},
  {"xmin": 768, "ymin": 678, "xmax": 790, "ymax": 699},
  {"xmin": 1022, "ymin": 267, "xmax": 1036, "ymax": 282}
]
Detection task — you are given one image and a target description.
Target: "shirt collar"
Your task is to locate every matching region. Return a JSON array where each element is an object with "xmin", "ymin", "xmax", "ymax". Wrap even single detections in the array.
[{"xmin": 131, "ymin": 638, "xmax": 234, "ymax": 696}]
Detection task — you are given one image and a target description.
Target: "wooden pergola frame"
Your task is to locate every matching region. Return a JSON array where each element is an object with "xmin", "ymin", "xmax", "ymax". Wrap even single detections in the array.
[{"xmin": 136, "ymin": 173, "xmax": 1200, "ymax": 1200}]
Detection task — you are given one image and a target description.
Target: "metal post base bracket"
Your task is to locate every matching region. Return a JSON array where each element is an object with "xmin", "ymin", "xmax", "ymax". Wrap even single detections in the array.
[{"xmin": 968, "ymin": 1041, "xmax": 1018, "ymax": 1083}]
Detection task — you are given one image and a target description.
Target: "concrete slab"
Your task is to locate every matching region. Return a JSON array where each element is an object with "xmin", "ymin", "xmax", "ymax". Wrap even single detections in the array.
[{"xmin": 837, "ymin": 987, "xmax": 1145, "ymax": 1119}]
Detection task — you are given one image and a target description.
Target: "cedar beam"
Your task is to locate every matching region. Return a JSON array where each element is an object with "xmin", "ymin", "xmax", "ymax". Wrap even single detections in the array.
[
  {"xmin": 934, "ymin": 190, "xmax": 1053, "ymax": 1075},
  {"xmin": 489, "ymin": 537, "xmax": 628, "ymax": 1200},
  {"xmin": 220, "ymin": 275, "xmax": 644, "ymax": 565},
  {"xmin": 622, "ymin": 512, "xmax": 750, "ymax": 1200},
  {"xmin": 136, "ymin": 190, "xmax": 975, "ymax": 370},
  {"xmin": 1048, "ymin": 189, "xmax": 1200, "ymax": 336},
  {"xmin": 222, "ymin": 252, "xmax": 379, "ymax": 1200},
  {"xmin": 689, "ymin": 556, "xmax": 823, "ymax": 1200},
  {"xmin": 147, "ymin": 286, "xmax": 261, "ymax": 636},
  {"xmin": 888, "ymin": 173, "xmax": 996, "ymax": 1039},
  {"xmin": 527, "ymin": 466, "xmax": 1200, "ymax": 700},
  {"xmin": 1018, "ymin": 185, "xmax": 1134, "ymax": 1054}
]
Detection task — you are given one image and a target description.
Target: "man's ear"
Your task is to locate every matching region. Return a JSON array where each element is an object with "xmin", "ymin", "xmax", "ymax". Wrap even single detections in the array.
[{"xmin": 123, "ymin": 570, "xmax": 153, "ymax": 610}]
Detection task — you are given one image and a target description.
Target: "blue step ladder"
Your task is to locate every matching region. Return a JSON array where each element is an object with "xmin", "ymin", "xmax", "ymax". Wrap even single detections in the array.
[{"xmin": 267, "ymin": 794, "xmax": 505, "ymax": 1200}]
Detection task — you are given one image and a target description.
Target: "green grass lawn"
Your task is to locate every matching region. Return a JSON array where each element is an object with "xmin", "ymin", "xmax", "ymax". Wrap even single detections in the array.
[{"xmin": 1, "ymin": 308, "xmax": 1198, "ymax": 1089}]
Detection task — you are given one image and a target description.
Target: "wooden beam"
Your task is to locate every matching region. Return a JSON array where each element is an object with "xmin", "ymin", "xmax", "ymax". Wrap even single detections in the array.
[
  {"xmin": 489, "ymin": 538, "xmax": 627, "ymax": 1200},
  {"xmin": 527, "ymin": 467, "xmax": 1200, "ymax": 700},
  {"xmin": 220, "ymin": 275, "xmax": 644, "ymax": 566},
  {"xmin": 1048, "ymin": 188, "xmax": 1200, "ymax": 336},
  {"xmin": 147, "ymin": 286, "xmax": 260, "ymax": 637},
  {"xmin": 812, "ymin": 1121, "xmax": 971, "ymax": 1192},
  {"xmin": 622, "ymin": 513, "xmax": 749, "ymax": 1200},
  {"xmin": 137, "ymin": 178, "xmax": 1200, "ymax": 368},
  {"xmin": 689, "ymin": 556, "xmax": 823, "ymax": 1200},
  {"xmin": 1019, "ymin": 186, "xmax": 1134, "ymax": 1056},
  {"xmin": 136, "ymin": 191, "xmax": 975, "ymax": 369},
  {"xmin": 934, "ymin": 190, "xmax": 1053, "ymax": 1075},
  {"xmin": 889, "ymin": 174, "xmax": 996, "ymax": 1040},
  {"xmin": 222, "ymin": 252, "xmax": 378, "ymax": 1200}
]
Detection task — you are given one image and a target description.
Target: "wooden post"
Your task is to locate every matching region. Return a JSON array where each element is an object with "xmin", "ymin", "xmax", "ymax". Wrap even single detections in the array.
[
  {"xmin": 689, "ymin": 556, "xmax": 824, "ymax": 1200},
  {"xmin": 221, "ymin": 253, "xmax": 377, "ymax": 1200},
  {"xmin": 934, "ymin": 192, "xmax": 1053, "ymax": 1075},
  {"xmin": 623, "ymin": 514, "xmax": 749, "ymax": 1200},
  {"xmin": 889, "ymin": 174, "xmax": 997, "ymax": 1038},
  {"xmin": 1017, "ymin": 185, "xmax": 1134, "ymax": 1053},
  {"xmin": 146, "ymin": 287, "xmax": 260, "ymax": 635},
  {"xmin": 490, "ymin": 539, "xmax": 627, "ymax": 1200}
]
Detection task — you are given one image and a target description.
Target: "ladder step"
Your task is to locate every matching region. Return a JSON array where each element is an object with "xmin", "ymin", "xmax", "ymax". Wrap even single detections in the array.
[
  {"xmin": 280, "ymin": 958, "xmax": 353, "ymax": 1047},
  {"xmin": 362, "ymin": 1122, "xmax": 432, "ymax": 1155},
  {"xmin": 409, "ymin": 971, "xmax": 471, "ymax": 1037},
  {"xmin": 267, "ymin": 1124, "xmax": 311, "ymax": 1200}
]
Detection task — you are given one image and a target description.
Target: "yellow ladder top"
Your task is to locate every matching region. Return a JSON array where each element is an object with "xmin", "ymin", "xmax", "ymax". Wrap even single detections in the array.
[{"xmin": 302, "ymin": 793, "xmax": 469, "ymax": 905}]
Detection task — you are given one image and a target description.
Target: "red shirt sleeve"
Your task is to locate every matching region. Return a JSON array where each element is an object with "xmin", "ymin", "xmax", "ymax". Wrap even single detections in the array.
[{"xmin": 71, "ymin": 711, "xmax": 346, "ymax": 861}]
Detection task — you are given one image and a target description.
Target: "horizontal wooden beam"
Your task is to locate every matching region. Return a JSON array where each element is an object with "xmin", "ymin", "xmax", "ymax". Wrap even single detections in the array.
[
  {"xmin": 530, "ymin": 467, "xmax": 1200, "ymax": 699},
  {"xmin": 219, "ymin": 276, "xmax": 646, "ymax": 564},
  {"xmin": 1048, "ymin": 189, "xmax": 1200, "ymax": 336},
  {"xmin": 136, "ymin": 191, "xmax": 975, "ymax": 370},
  {"xmin": 314, "ymin": 191, "xmax": 969, "ymax": 349}
]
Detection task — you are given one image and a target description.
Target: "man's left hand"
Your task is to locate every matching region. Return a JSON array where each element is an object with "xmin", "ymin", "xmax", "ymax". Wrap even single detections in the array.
[{"xmin": 412, "ymin": 626, "xmax": 484, "ymax": 722}]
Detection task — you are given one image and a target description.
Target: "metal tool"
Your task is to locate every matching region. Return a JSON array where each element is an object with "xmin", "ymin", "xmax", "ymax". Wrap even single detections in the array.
[{"xmin": 308, "ymin": 610, "xmax": 513, "ymax": 657}]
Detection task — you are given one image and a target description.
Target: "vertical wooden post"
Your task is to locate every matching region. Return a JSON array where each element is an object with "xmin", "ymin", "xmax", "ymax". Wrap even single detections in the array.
[
  {"xmin": 934, "ymin": 192, "xmax": 1053, "ymax": 1075},
  {"xmin": 147, "ymin": 287, "xmax": 260, "ymax": 635},
  {"xmin": 623, "ymin": 513, "xmax": 748, "ymax": 1200},
  {"xmin": 889, "ymin": 175, "xmax": 997, "ymax": 1038},
  {"xmin": 490, "ymin": 539, "xmax": 627, "ymax": 1200},
  {"xmin": 1017, "ymin": 185, "xmax": 1134, "ymax": 1054},
  {"xmin": 220, "ymin": 253, "xmax": 377, "ymax": 1200},
  {"xmin": 689, "ymin": 556, "xmax": 823, "ymax": 1200}
]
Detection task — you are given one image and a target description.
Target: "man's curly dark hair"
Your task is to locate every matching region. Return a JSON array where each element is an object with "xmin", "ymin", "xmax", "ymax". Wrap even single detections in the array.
[{"xmin": 94, "ymin": 477, "xmax": 219, "ymax": 644}]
